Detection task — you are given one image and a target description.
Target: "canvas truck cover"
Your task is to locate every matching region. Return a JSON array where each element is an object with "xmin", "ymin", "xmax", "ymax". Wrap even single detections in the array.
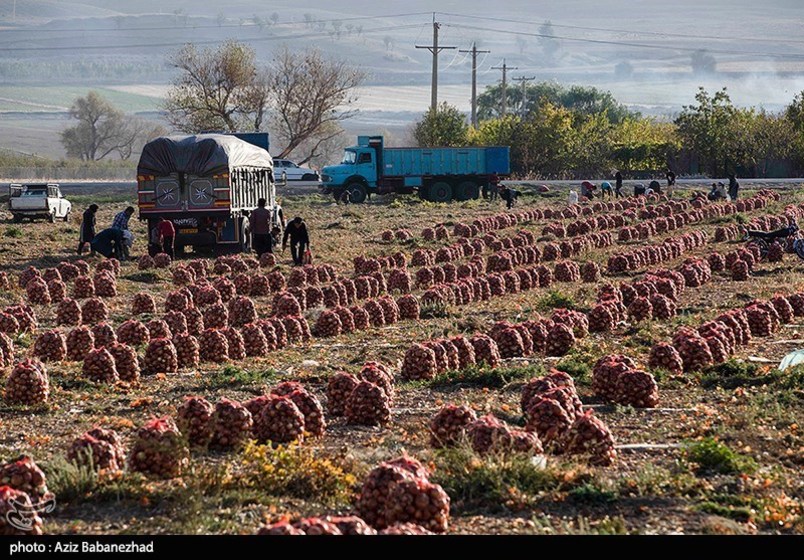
[{"xmin": 137, "ymin": 134, "xmax": 273, "ymax": 178}]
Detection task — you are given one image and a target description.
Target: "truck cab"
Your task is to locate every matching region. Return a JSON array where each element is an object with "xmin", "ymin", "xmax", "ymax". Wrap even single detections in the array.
[
  {"xmin": 8, "ymin": 183, "xmax": 72, "ymax": 223},
  {"xmin": 320, "ymin": 137, "xmax": 382, "ymax": 203}
]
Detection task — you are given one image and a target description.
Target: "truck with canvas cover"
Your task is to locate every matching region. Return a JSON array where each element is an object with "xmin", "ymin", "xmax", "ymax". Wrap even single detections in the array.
[
  {"xmin": 319, "ymin": 135, "xmax": 510, "ymax": 203},
  {"xmin": 136, "ymin": 134, "xmax": 281, "ymax": 253}
]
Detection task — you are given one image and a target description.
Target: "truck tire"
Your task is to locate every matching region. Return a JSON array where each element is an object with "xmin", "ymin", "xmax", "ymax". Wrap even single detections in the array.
[
  {"xmin": 455, "ymin": 180, "xmax": 479, "ymax": 201},
  {"xmin": 63, "ymin": 210, "xmax": 71, "ymax": 223},
  {"xmin": 12, "ymin": 214, "xmax": 21, "ymax": 223},
  {"xmin": 48, "ymin": 210, "xmax": 56, "ymax": 223},
  {"xmin": 302, "ymin": 173, "xmax": 318, "ymax": 181},
  {"xmin": 347, "ymin": 183, "xmax": 367, "ymax": 204},
  {"xmin": 429, "ymin": 181, "xmax": 453, "ymax": 203}
]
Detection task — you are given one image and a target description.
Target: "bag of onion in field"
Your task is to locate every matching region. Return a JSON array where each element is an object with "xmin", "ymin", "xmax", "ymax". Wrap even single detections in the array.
[{"xmin": 303, "ymin": 249, "xmax": 313, "ymax": 265}]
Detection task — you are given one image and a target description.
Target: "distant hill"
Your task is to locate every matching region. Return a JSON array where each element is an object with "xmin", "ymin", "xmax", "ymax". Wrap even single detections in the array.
[{"xmin": 0, "ymin": 1, "xmax": 121, "ymax": 22}]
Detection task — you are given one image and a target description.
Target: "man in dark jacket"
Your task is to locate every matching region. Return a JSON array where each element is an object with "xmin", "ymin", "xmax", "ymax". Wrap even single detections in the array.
[
  {"xmin": 78, "ymin": 204, "xmax": 99, "ymax": 255},
  {"xmin": 614, "ymin": 171, "xmax": 624, "ymax": 198},
  {"xmin": 90, "ymin": 227, "xmax": 125, "ymax": 259},
  {"xmin": 282, "ymin": 217, "xmax": 310, "ymax": 266},
  {"xmin": 728, "ymin": 174, "xmax": 740, "ymax": 200}
]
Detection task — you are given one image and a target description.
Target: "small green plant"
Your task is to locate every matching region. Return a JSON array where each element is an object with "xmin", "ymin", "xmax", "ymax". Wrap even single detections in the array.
[
  {"xmin": 555, "ymin": 354, "xmax": 591, "ymax": 383},
  {"xmin": 4, "ymin": 226, "xmax": 22, "ymax": 238},
  {"xmin": 431, "ymin": 445, "xmax": 586, "ymax": 513},
  {"xmin": 684, "ymin": 437, "xmax": 758, "ymax": 475},
  {"xmin": 537, "ymin": 289, "xmax": 575, "ymax": 311},
  {"xmin": 695, "ymin": 501, "xmax": 753, "ymax": 522},
  {"xmin": 203, "ymin": 366, "xmax": 277, "ymax": 388},
  {"xmin": 420, "ymin": 300, "xmax": 450, "ymax": 319},
  {"xmin": 42, "ymin": 455, "xmax": 99, "ymax": 503},
  {"xmin": 567, "ymin": 482, "xmax": 618, "ymax": 504},
  {"xmin": 700, "ymin": 359, "xmax": 763, "ymax": 389}
]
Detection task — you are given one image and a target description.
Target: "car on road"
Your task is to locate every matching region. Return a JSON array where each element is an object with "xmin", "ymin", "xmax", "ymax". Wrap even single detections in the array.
[
  {"xmin": 273, "ymin": 159, "xmax": 319, "ymax": 181},
  {"xmin": 8, "ymin": 183, "xmax": 72, "ymax": 223}
]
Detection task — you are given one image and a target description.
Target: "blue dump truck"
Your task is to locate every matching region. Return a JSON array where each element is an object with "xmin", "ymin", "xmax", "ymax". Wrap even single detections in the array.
[
  {"xmin": 320, "ymin": 136, "xmax": 510, "ymax": 203},
  {"xmin": 136, "ymin": 132, "xmax": 282, "ymax": 254}
]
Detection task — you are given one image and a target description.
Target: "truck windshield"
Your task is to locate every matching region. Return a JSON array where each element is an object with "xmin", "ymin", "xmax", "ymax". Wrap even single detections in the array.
[
  {"xmin": 22, "ymin": 188, "xmax": 46, "ymax": 196},
  {"xmin": 341, "ymin": 150, "xmax": 357, "ymax": 164}
]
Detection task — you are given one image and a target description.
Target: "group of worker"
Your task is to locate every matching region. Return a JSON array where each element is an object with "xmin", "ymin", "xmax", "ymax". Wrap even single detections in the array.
[
  {"xmin": 76, "ymin": 201, "xmax": 310, "ymax": 266},
  {"xmin": 575, "ymin": 170, "xmax": 740, "ymax": 203}
]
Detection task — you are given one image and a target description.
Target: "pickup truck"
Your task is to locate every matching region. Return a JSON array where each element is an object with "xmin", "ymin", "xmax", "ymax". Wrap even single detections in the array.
[{"xmin": 8, "ymin": 183, "xmax": 72, "ymax": 223}]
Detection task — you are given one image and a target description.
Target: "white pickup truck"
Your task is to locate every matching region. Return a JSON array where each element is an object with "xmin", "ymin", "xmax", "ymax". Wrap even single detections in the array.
[{"xmin": 8, "ymin": 183, "xmax": 72, "ymax": 223}]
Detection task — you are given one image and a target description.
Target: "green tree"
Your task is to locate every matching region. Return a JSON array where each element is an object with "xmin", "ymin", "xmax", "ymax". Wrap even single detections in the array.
[
  {"xmin": 611, "ymin": 117, "xmax": 680, "ymax": 172},
  {"xmin": 477, "ymin": 81, "xmax": 633, "ymax": 124},
  {"xmin": 675, "ymin": 87, "xmax": 736, "ymax": 176},
  {"xmin": 517, "ymin": 102, "xmax": 576, "ymax": 177},
  {"xmin": 413, "ymin": 103, "xmax": 469, "ymax": 147}
]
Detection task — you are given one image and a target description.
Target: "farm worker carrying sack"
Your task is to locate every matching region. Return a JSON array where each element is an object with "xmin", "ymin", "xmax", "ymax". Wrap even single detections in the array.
[
  {"xmin": 283, "ymin": 217, "xmax": 310, "ymax": 266},
  {"xmin": 249, "ymin": 198, "xmax": 272, "ymax": 257},
  {"xmin": 157, "ymin": 217, "xmax": 176, "ymax": 259}
]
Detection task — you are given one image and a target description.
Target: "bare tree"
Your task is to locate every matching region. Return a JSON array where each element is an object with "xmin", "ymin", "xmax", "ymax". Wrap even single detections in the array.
[
  {"xmin": 270, "ymin": 12, "xmax": 279, "ymax": 25},
  {"xmin": 163, "ymin": 42, "xmax": 365, "ymax": 164},
  {"xmin": 163, "ymin": 42, "xmax": 262, "ymax": 133},
  {"xmin": 60, "ymin": 91, "xmax": 161, "ymax": 161},
  {"xmin": 268, "ymin": 47, "xmax": 366, "ymax": 162}
]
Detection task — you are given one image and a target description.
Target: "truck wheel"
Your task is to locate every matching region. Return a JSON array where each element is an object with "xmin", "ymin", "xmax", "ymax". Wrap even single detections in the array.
[
  {"xmin": 455, "ymin": 181, "xmax": 479, "ymax": 201},
  {"xmin": 302, "ymin": 173, "xmax": 318, "ymax": 181},
  {"xmin": 347, "ymin": 183, "xmax": 367, "ymax": 204},
  {"xmin": 63, "ymin": 211, "xmax": 71, "ymax": 223},
  {"xmin": 48, "ymin": 210, "xmax": 56, "ymax": 223},
  {"xmin": 429, "ymin": 181, "xmax": 453, "ymax": 203},
  {"xmin": 12, "ymin": 214, "xmax": 21, "ymax": 223}
]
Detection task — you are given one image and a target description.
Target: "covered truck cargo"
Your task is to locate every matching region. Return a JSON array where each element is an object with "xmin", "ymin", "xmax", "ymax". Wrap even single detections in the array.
[{"xmin": 137, "ymin": 134, "xmax": 273, "ymax": 177}]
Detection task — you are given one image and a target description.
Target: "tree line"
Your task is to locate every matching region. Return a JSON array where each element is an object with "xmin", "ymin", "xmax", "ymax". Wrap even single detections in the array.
[{"xmin": 414, "ymin": 84, "xmax": 804, "ymax": 179}]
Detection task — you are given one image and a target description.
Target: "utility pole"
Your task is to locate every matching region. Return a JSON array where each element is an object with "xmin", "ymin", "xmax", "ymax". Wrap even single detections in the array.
[
  {"xmin": 416, "ymin": 16, "xmax": 456, "ymax": 112},
  {"xmin": 492, "ymin": 59, "xmax": 518, "ymax": 117},
  {"xmin": 459, "ymin": 42, "xmax": 491, "ymax": 128},
  {"xmin": 512, "ymin": 76, "xmax": 536, "ymax": 117}
]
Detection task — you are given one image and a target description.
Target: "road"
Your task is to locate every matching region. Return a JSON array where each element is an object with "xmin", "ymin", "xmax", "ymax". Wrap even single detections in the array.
[{"xmin": 37, "ymin": 177, "xmax": 804, "ymax": 203}]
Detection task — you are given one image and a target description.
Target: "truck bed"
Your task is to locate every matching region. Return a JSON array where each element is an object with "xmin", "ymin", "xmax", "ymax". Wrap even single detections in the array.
[{"xmin": 383, "ymin": 146, "xmax": 509, "ymax": 177}]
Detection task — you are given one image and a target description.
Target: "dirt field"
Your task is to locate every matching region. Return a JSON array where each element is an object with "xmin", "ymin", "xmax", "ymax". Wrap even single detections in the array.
[{"xmin": 0, "ymin": 183, "xmax": 802, "ymax": 535}]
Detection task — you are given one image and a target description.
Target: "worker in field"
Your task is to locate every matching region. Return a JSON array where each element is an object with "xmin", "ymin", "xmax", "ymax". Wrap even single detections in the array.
[
  {"xmin": 600, "ymin": 181, "xmax": 613, "ymax": 198},
  {"xmin": 485, "ymin": 174, "xmax": 501, "ymax": 201},
  {"xmin": 580, "ymin": 181, "xmax": 596, "ymax": 199},
  {"xmin": 728, "ymin": 174, "xmax": 740, "ymax": 200},
  {"xmin": 77, "ymin": 204, "xmax": 99, "ymax": 256},
  {"xmin": 283, "ymin": 217, "xmax": 310, "ymax": 266},
  {"xmin": 112, "ymin": 206, "xmax": 135, "ymax": 231},
  {"xmin": 157, "ymin": 216, "xmax": 176, "ymax": 259},
  {"xmin": 500, "ymin": 185, "xmax": 520, "ymax": 209},
  {"xmin": 91, "ymin": 227, "xmax": 132, "ymax": 261},
  {"xmin": 666, "ymin": 168, "xmax": 676, "ymax": 197},
  {"xmin": 614, "ymin": 171, "xmax": 624, "ymax": 198},
  {"xmin": 271, "ymin": 226, "xmax": 282, "ymax": 252},
  {"xmin": 249, "ymin": 198, "xmax": 272, "ymax": 257}
]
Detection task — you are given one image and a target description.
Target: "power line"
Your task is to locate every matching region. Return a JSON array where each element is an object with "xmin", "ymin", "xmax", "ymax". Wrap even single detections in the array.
[
  {"xmin": 0, "ymin": 23, "xmax": 424, "ymax": 52},
  {"xmin": 443, "ymin": 23, "xmax": 804, "ymax": 60},
  {"xmin": 0, "ymin": 12, "xmax": 433, "ymax": 34},
  {"xmin": 438, "ymin": 12, "xmax": 804, "ymax": 46}
]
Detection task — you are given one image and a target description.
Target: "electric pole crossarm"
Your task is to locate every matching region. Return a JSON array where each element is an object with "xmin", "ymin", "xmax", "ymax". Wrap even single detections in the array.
[
  {"xmin": 491, "ymin": 59, "xmax": 518, "ymax": 117},
  {"xmin": 459, "ymin": 43, "xmax": 491, "ymax": 127},
  {"xmin": 512, "ymin": 76, "xmax": 536, "ymax": 117},
  {"xmin": 416, "ymin": 21, "xmax": 456, "ymax": 112}
]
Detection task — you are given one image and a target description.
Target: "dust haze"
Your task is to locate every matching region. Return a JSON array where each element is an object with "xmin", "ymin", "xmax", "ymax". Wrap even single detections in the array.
[{"xmin": 1, "ymin": 0, "xmax": 803, "ymax": 156}]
